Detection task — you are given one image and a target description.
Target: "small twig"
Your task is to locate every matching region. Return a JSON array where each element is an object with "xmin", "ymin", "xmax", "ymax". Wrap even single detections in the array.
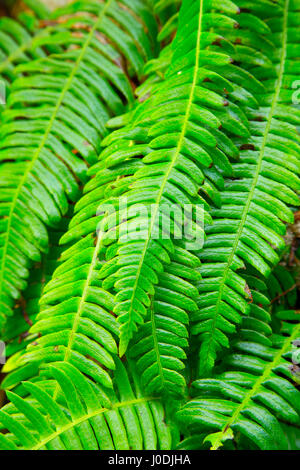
[{"xmin": 270, "ymin": 283, "xmax": 297, "ymax": 304}]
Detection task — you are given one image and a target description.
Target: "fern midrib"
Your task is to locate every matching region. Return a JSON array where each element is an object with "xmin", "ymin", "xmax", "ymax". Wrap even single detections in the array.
[
  {"xmin": 210, "ymin": 321, "xmax": 300, "ymax": 450},
  {"xmin": 31, "ymin": 395, "xmax": 157, "ymax": 450},
  {"xmin": 0, "ymin": 0, "xmax": 113, "ymax": 306},
  {"xmin": 121, "ymin": 0, "xmax": 204, "ymax": 353},
  {"xmin": 201, "ymin": 0, "xmax": 289, "ymax": 366},
  {"xmin": 149, "ymin": 297, "xmax": 165, "ymax": 388},
  {"xmin": 52, "ymin": 231, "xmax": 104, "ymax": 401}
]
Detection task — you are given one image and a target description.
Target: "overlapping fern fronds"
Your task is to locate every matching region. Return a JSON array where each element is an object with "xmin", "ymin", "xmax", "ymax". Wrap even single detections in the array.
[
  {"xmin": 178, "ymin": 320, "xmax": 300, "ymax": 450},
  {"xmin": 0, "ymin": 0, "xmax": 158, "ymax": 328},
  {"xmin": 178, "ymin": 268, "xmax": 300, "ymax": 450},
  {"xmin": 1, "ymin": 212, "xmax": 72, "ymax": 391},
  {"xmin": 8, "ymin": 0, "xmax": 248, "ymax": 399},
  {"xmin": 86, "ymin": 0, "xmax": 250, "ymax": 360},
  {"xmin": 192, "ymin": 0, "xmax": 300, "ymax": 377},
  {"xmin": 0, "ymin": 0, "xmax": 300, "ymax": 452},
  {"xmin": 0, "ymin": 359, "xmax": 171, "ymax": 450}
]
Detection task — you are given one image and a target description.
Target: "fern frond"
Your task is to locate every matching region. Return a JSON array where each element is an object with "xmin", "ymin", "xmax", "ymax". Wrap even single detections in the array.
[
  {"xmin": 0, "ymin": 18, "xmax": 44, "ymax": 92},
  {"xmin": 193, "ymin": 0, "xmax": 300, "ymax": 376},
  {"xmin": 8, "ymin": 171, "xmax": 140, "ymax": 390},
  {"xmin": 1, "ymin": 213, "xmax": 72, "ymax": 391},
  {"xmin": 0, "ymin": 360, "xmax": 171, "ymax": 450},
  {"xmin": 0, "ymin": 0, "xmax": 157, "ymax": 328},
  {"xmin": 177, "ymin": 320, "xmax": 300, "ymax": 450},
  {"xmin": 128, "ymin": 248, "xmax": 200, "ymax": 397},
  {"xmin": 0, "ymin": 0, "xmax": 299, "ymax": 453},
  {"xmin": 96, "ymin": 0, "xmax": 254, "ymax": 356},
  {"xmin": 18, "ymin": 0, "xmax": 246, "ymax": 388},
  {"xmin": 0, "ymin": 1, "xmax": 52, "ymax": 108}
]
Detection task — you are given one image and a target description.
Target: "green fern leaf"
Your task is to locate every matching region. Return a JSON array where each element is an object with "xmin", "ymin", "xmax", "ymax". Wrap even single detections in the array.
[
  {"xmin": 0, "ymin": 360, "xmax": 171, "ymax": 450},
  {"xmin": 193, "ymin": 0, "xmax": 300, "ymax": 376},
  {"xmin": 0, "ymin": 0, "xmax": 156, "ymax": 328},
  {"xmin": 1, "ymin": 213, "xmax": 72, "ymax": 391},
  {"xmin": 6, "ymin": 172, "xmax": 140, "ymax": 390},
  {"xmin": 128, "ymin": 248, "xmax": 201, "ymax": 397},
  {"xmin": 178, "ymin": 321, "xmax": 300, "ymax": 450},
  {"xmin": 97, "ymin": 0, "xmax": 252, "ymax": 355},
  {"xmin": 0, "ymin": 1, "xmax": 53, "ymax": 110}
]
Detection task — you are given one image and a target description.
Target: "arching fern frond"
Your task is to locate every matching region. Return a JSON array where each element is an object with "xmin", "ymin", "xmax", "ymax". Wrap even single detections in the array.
[
  {"xmin": 5, "ymin": 170, "xmax": 141, "ymax": 391},
  {"xmin": 193, "ymin": 0, "xmax": 300, "ymax": 376},
  {"xmin": 128, "ymin": 248, "xmax": 200, "ymax": 398},
  {"xmin": 0, "ymin": 360, "xmax": 171, "ymax": 450},
  {"xmin": 0, "ymin": 0, "xmax": 157, "ymax": 328},
  {"xmin": 177, "ymin": 320, "xmax": 300, "ymax": 450},
  {"xmin": 96, "ymin": 0, "xmax": 253, "ymax": 356},
  {"xmin": 0, "ymin": 0, "xmax": 52, "ymax": 112},
  {"xmin": 14, "ymin": 151, "xmax": 198, "ymax": 398},
  {"xmin": 1, "ymin": 213, "xmax": 72, "ymax": 391}
]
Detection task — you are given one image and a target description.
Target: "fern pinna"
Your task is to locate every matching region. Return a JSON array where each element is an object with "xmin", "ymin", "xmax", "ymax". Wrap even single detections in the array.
[{"xmin": 0, "ymin": 0, "xmax": 300, "ymax": 452}]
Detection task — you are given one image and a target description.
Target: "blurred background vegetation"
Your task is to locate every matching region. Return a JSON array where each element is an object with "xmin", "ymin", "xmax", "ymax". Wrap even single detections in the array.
[{"xmin": 1, "ymin": 0, "xmax": 71, "ymax": 16}]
